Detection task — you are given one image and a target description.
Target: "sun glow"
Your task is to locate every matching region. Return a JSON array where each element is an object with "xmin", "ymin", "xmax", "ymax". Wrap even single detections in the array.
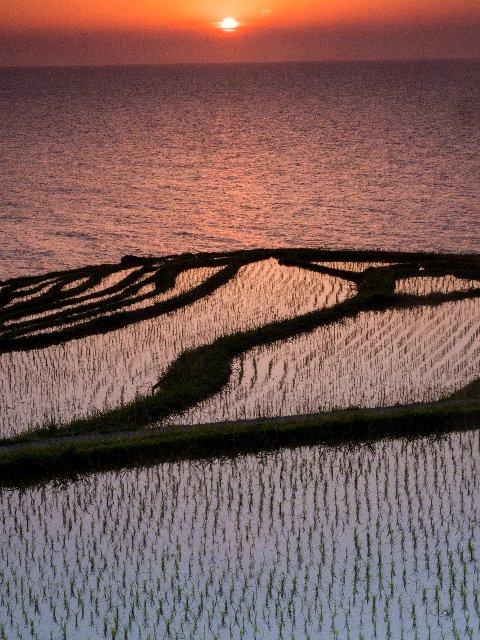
[{"xmin": 220, "ymin": 17, "xmax": 239, "ymax": 30}]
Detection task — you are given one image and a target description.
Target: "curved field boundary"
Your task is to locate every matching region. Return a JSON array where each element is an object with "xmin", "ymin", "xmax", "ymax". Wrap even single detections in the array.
[
  {"xmin": 3, "ymin": 265, "xmax": 479, "ymax": 446},
  {"xmin": 1, "ymin": 249, "xmax": 479, "ymax": 464},
  {"xmin": 2, "ymin": 248, "xmax": 478, "ymax": 351},
  {"xmin": 0, "ymin": 259, "xmax": 242, "ymax": 353}
]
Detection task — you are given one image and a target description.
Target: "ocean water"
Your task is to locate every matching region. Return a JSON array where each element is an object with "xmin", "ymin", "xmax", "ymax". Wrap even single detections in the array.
[{"xmin": 1, "ymin": 59, "xmax": 479, "ymax": 279}]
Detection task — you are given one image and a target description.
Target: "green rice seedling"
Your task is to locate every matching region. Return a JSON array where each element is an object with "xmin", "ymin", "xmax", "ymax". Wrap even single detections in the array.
[
  {"xmin": 169, "ymin": 297, "xmax": 480, "ymax": 425},
  {"xmin": 2, "ymin": 423, "xmax": 480, "ymax": 638}
]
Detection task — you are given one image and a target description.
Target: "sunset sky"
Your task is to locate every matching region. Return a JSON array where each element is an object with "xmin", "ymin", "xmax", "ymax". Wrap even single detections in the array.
[{"xmin": 1, "ymin": 0, "xmax": 480, "ymax": 66}]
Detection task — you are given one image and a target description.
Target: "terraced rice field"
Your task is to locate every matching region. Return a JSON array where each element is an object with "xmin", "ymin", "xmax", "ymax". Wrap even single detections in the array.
[
  {"xmin": 169, "ymin": 297, "xmax": 480, "ymax": 424},
  {"xmin": 395, "ymin": 274, "xmax": 480, "ymax": 296},
  {"xmin": 0, "ymin": 258, "xmax": 354, "ymax": 436},
  {"xmin": 5, "ymin": 266, "xmax": 221, "ymax": 332},
  {"xmin": 1, "ymin": 431, "xmax": 479, "ymax": 639},
  {"xmin": 1, "ymin": 250, "xmax": 480, "ymax": 640},
  {"xmin": 0, "ymin": 250, "xmax": 479, "ymax": 439}
]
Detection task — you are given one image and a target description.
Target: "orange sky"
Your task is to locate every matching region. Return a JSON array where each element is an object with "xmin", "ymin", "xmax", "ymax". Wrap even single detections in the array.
[
  {"xmin": 1, "ymin": 0, "xmax": 480, "ymax": 65},
  {"xmin": 3, "ymin": 0, "xmax": 480, "ymax": 31}
]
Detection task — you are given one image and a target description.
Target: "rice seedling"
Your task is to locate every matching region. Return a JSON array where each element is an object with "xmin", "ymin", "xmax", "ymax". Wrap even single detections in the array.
[
  {"xmin": 2, "ymin": 431, "xmax": 478, "ymax": 638},
  {"xmin": 0, "ymin": 259, "xmax": 354, "ymax": 436},
  {"xmin": 395, "ymin": 275, "xmax": 480, "ymax": 296},
  {"xmin": 168, "ymin": 296, "xmax": 480, "ymax": 424}
]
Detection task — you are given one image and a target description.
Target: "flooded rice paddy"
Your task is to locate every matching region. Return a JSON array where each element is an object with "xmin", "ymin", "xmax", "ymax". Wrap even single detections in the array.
[
  {"xmin": 169, "ymin": 297, "xmax": 480, "ymax": 425},
  {"xmin": 1, "ymin": 253, "xmax": 480, "ymax": 640},
  {"xmin": 0, "ymin": 259, "xmax": 354, "ymax": 436},
  {"xmin": 1, "ymin": 431, "xmax": 479, "ymax": 639},
  {"xmin": 395, "ymin": 275, "xmax": 480, "ymax": 296},
  {"xmin": 6, "ymin": 266, "xmax": 221, "ymax": 331},
  {"xmin": 313, "ymin": 261, "xmax": 395, "ymax": 272}
]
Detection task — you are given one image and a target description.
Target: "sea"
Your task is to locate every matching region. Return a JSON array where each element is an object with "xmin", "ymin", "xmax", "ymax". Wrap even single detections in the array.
[{"xmin": 1, "ymin": 59, "xmax": 479, "ymax": 280}]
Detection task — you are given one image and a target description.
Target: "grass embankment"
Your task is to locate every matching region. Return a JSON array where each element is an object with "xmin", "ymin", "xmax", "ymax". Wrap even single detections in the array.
[
  {"xmin": 448, "ymin": 379, "xmax": 480, "ymax": 401},
  {"xmin": 1, "ymin": 401, "xmax": 480, "ymax": 487}
]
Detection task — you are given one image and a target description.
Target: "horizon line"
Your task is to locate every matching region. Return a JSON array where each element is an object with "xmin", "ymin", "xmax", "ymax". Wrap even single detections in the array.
[{"xmin": 2, "ymin": 55, "xmax": 480, "ymax": 71}]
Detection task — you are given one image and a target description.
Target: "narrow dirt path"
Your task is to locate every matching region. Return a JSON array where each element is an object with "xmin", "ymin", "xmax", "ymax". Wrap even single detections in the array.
[{"xmin": 1, "ymin": 399, "xmax": 476, "ymax": 456}]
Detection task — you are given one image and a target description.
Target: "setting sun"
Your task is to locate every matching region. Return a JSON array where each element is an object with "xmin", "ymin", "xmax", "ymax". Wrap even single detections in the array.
[{"xmin": 220, "ymin": 17, "xmax": 239, "ymax": 31}]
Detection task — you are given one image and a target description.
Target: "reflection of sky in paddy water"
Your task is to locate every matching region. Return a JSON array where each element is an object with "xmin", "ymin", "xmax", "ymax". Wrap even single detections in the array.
[
  {"xmin": 0, "ymin": 260, "xmax": 354, "ymax": 436},
  {"xmin": 169, "ymin": 296, "xmax": 480, "ymax": 424},
  {"xmin": 395, "ymin": 274, "xmax": 480, "ymax": 295},
  {"xmin": 1, "ymin": 431, "xmax": 479, "ymax": 639},
  {"xmin": 10, "ymin": 266, "xmax": 220, "ymax": 333}
]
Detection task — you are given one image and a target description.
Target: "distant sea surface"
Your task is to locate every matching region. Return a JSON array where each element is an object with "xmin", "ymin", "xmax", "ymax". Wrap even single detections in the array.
[{"xmin": 1, "ymin": 60, "xmax": 479, "ymax": 279}]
